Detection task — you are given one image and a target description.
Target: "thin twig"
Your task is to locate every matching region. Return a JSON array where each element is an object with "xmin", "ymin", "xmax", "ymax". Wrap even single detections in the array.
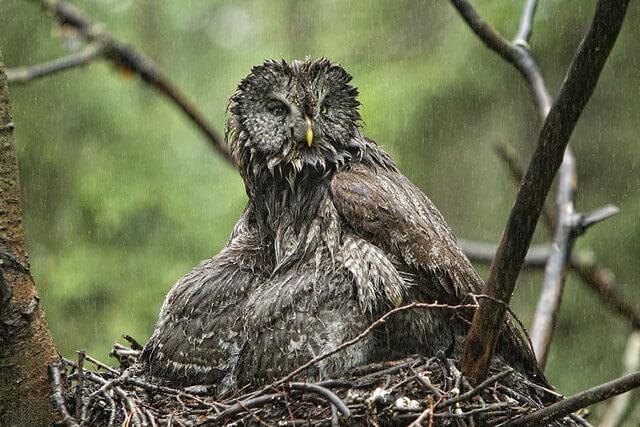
[
  {"xmin": 437, "ymin": 369, "xmax": 514, "ymax": 409},
  {"xmin": 6, "ymin": 43, "xmax": 102, "ymax": 85},
  {"xmin": 456, "ymin": 0, "xmax": 631, "ymax": 383},
  {"xmin": 49, "ymin": 362, "xmax": 79, "ymax": 427},
  {"xmin": 264, "ymin": 302, "xmax": 476, "ymax": 392},
  {"xmin": 511, "ymin": 371, "xmax": 640, "ymax": 425}
]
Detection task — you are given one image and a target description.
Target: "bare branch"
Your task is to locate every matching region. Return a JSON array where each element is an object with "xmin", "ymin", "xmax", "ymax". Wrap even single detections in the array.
[
  {"xmin": 514, "ymin": 0, "xmax": 540, "ymax": 46},
  {"xmin": 457, "ymin": 0, "xmax": 631, "ymax": 383},
  {"xmin": 493, "ymin": 143, "xmax": 639, "ymax": 330},
  {"xmin": 448, "ymin": 0, "xmax": 551, "ymax": 117},
  {"xmin": 6, "ymin": 44, "xmax": 102, "ymax": 85},
  {"xmin": 529, "ymin": 151, "xmax": 577, "ymax": 368},
  {"xmin": 512, "ymin": 370, "xmax": 640, "ymax": 425},
  {"xmin": 30, "ymin": 0, "xmax": 232, "ymax": 163},
  {"xmin": 461, "ymin": 240, "xmax": 550, "ymax": 267}
]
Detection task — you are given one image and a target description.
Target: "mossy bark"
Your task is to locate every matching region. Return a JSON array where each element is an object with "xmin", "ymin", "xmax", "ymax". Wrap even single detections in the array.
[{"xmin": 0, "ymin": 55, "xmax": 59, "ymax": 426}]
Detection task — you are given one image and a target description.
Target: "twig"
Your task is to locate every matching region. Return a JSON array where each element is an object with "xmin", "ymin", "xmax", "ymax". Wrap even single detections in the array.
[
  {"xmin": 599, "ymin": 332, "xmax": 640, "ymax": 427},
  {"xmin": 456, "ymin": 0, "xmax": 631, "ymax": 383},
  {"xmin": 29, "ymin": 0, "xmax": 232, "ymax": 163},
  {"xmin": 79, "ymin": 351, "xmax": 119, "ymax": 375},
  {"xmin": 49, "ymin": 362, "xmax": 79, "ymax": 427},
  {"xmin": 288, "ymin": 382, "xmax": 351, "ymax": 417},
  {"xmin": 6, "ymin": 44, "xmax": 102, "ymax": 85},
  {"xmin": 264, "ymin": 302, "xmax": 477, "ymax": 391},
  {"xmin": 206, "ymin": 393, "xmax": 283, "ymax": 423},
  {"xmin": 437, "ymin": 369, "xmax": 514, "ymax": 409},
  {"xmin": 510, "ymin": 371, "xmax": 640, "ymax": 425}
]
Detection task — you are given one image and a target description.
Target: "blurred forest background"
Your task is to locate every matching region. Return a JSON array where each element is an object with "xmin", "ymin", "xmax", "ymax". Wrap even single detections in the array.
[{"xmin": 1, "ymin": 0, "xmax": 639, "ymax": 402}]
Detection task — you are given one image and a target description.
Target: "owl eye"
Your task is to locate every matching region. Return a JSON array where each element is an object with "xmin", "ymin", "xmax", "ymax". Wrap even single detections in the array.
[{"xmin": 267, "ymin": 101, "xmax": 289, "ymax": 117}]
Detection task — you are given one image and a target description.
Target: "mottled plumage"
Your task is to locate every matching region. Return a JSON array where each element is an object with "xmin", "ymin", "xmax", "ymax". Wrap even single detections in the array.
[{"xmin": 141, "ymin": 59, "xmax": 547, "ymax": 395}]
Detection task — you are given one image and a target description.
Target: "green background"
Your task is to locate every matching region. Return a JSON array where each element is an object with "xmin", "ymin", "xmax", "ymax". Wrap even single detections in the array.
[{"xmin": 2, "ymin": 0, "xmax": 639, "ymax": 421}]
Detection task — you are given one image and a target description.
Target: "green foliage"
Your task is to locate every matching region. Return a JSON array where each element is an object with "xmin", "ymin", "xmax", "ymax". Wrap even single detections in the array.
[{"xmin": 1, "ymin": 0, "xmax": 639, "ymax": 409}]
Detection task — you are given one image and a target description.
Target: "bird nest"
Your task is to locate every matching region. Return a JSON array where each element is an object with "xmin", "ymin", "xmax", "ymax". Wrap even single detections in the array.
[{"xmin": 51, "ymin": 336, "xmax": 588, "ymax": 426}]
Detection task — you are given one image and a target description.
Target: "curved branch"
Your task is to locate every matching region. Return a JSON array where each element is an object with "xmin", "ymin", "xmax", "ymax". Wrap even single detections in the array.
[
  {"xmin": 32, "ymin": 0, "xmax": 232, "ymax": 163},
  {"xmin": 458, "ymin": 0, "xmax": 631, "ymax": 383}
]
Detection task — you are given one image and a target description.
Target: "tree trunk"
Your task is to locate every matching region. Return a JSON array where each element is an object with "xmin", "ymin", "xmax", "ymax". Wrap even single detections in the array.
[{"xmin": 0, "ymin": 54, "xmax": 59, "ymax": 426}]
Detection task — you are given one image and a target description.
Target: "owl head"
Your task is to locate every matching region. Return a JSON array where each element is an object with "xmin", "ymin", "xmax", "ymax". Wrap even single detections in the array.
[{"xmin": 226, "ymin": 59, "xmax": 364, "ymax": 192}]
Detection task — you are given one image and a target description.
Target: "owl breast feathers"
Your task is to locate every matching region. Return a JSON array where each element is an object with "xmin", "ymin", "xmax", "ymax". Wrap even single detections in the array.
[{"xmin": 140, "ymin": 58, "xmax": 548, "ymax": 395}]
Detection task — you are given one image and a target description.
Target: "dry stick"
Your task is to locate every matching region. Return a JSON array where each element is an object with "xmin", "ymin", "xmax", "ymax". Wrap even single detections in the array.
[
  {"xmin": 266, "ymin": 302, "xmax": 476, "ymax": 390},
  {"xmin": 288, "ymin": 382, "xmax": 351, "ymax": 417},
  {"xmin": 460, "ymin": 240, "xmax": 550, "ymax": 268},
  {"xmin": 529, "ymin": 152, "xmax": 577, "ymax": 368},
  {"xmin": 599, "ymin": 332, "xmax": 640, "ymax": 427},
  {"xmin": 452, "ymin": 0, "xmax": 631, "ymax": 383},
  {"xmin": 436, "ymin": 369, "xmax": 514, "ymax": 410},
  {"xmin": 49, "ymin": 362, "xmax": 80, "ymax": 427},
  {"xmin": 510, "ymin": 371, "xmax": 640, "ymax": 426},
  {"xmin": 6, "ymin": 43, "xmax": 102, "ymax": 85},
  {"xmin": 31, "ymin": 0, "xmax": 232, "ymax": 163},
  {"xmin": 235, "ymin": 302, "xmax": 476, "ymax": 406}
]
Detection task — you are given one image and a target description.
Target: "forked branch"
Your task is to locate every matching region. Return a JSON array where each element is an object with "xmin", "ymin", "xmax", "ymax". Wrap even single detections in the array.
[
  {"xmin": 13, "ymin": 0, "xmax": 232, "ymax": 163},
  {"xmin": 455, "ymin": 0, "xmax": 631, "ymax": 383}
]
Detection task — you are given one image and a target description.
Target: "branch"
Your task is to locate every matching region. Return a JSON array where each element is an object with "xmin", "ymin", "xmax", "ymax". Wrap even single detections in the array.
[
  {"xmin": 529, "ymin": 151, "xmax": 577, "ymax": 368},
  {"xmin": 493, "ymin": 143, "xmax": 640, "ymax": 330},
  {"xmin": 511, "ymin": 370, "xmax": 640, "ymax": 425},
  {"xmin": 29, "ymin": 0, "xmax": 232, "ymax": 163},
  {"xmin": 448, "ymin": 0, "xmax": 551, "ymax": 117},
  {"xmin": 514, "ymin": 0, "xmax": 539, "ymax": 46},
  {"xmin": 6, "ymin": 43, "xmax": 102, "ymax": 85},
  {"xmin": 460, "ymin": 240, "xmax": 550, "ymax": 268},
  {"xmin": 457, "ymin": 0, "xmax": 631, "ymax": 383}
]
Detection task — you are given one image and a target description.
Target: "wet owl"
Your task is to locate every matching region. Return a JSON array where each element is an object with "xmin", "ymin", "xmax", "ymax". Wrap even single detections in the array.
[{"xmin": 140, "ymin": 58, "xmax": 547, "ymax": 394}]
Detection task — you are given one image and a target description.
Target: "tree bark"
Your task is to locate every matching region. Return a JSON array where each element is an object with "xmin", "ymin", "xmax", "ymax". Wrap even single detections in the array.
[{"xmin": 0, "ymin": 55, "xmax": 59, "ymax": 426}]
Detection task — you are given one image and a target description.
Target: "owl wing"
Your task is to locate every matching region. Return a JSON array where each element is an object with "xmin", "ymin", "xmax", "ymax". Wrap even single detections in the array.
[{"xmin": 330, "ymin": 161, "xmax": 549, "ymax": 387}]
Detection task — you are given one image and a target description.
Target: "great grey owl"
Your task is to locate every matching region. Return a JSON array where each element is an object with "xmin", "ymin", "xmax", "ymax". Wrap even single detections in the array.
[{"xmin": 140, "ymin": 58, "xmax": 548, "ymax": 394}]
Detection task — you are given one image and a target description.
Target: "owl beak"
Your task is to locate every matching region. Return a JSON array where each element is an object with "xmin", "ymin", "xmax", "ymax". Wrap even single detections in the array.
[{"xmin": 305, "ymin": 116, "xmax": 313, "ymax": 147}]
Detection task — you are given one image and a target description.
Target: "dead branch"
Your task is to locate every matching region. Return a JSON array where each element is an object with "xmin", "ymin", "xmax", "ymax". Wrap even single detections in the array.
[
  {"xmin": 455, "ymin": 0, "xmax": 631, "ymax": 383},
  {"xmin": 493, "ymin": 143, "xmax": 640, "ymax": 330},
  {"xmin": 23, "ymin": 0, "xmax": 232, "ymax": 163},
  {"xmin": 262, "ymin": 301, "xmax": 478, "ymax": 393},
  {"xmin": 529, "ymin": 152, "xmax": 577, "ymax": 368},
  {"xmin": 49, "ymin": 362, "xmax": 79, "ymax": 427},
  {"xmin": 6, "ymin": 43, "xmax": 102, "ymax": 85},
  {"xmin": 511, "ymin": 370, "xmax": 640, "ymax": 425},
  {"xmin": 461, "ymin": 240, "xmax": 550, "ymax": 268}
]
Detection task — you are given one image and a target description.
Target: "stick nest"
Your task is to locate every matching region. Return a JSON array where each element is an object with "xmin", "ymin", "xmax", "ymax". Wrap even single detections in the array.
[{"xmin": 51, "ymin": 337, "xmax": 588, "ymax": 426}]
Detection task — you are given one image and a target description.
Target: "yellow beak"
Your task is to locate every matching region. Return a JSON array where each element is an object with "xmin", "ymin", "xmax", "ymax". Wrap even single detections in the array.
[{"xmin": 305, "ymin": 116, "xmax": 313, "ymax": 147}]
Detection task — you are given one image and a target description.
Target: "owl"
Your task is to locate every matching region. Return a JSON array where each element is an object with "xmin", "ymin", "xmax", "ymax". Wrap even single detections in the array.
[{"xmin": 140, "ymin": 58, "xmax": 547, "ymax": 395}]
